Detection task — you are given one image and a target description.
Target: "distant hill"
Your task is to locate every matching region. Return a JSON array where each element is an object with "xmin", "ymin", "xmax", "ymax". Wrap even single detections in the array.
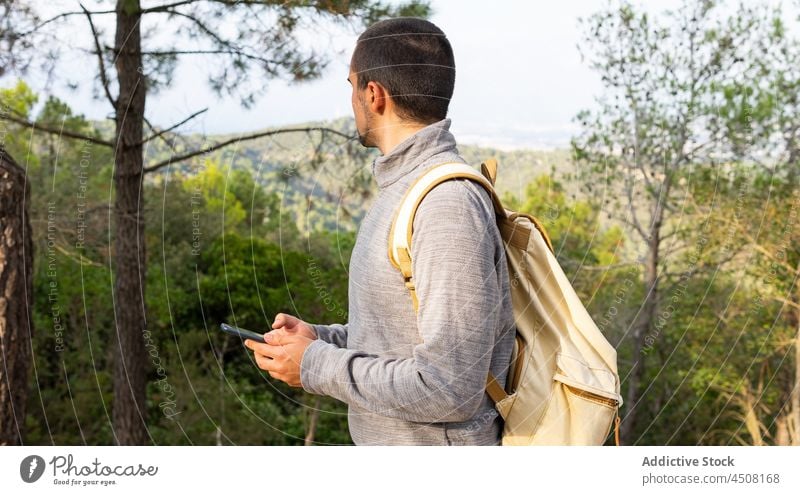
[{"xmin": 138, "ymin": 116, "xmax": 579, "ymax": 233}]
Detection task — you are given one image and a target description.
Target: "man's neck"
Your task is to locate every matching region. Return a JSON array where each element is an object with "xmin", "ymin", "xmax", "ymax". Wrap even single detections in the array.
[
  {"xmin": 370, "ymin": 117, "xmax": 454, "ymax": 190},
  {"xmin": 376, "ymin": 119, "xmax": 429, "ymax": 155}
]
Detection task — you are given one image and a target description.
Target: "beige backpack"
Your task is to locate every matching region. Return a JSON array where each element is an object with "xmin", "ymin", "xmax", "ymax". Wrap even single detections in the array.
[{"xmin": 388, "ymin": 159, "xmax": 624, "ymax": 446}]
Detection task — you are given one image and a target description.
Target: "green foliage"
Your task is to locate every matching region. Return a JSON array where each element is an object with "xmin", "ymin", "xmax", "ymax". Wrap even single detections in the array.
[
  {"xmin": 6, "ymin": 84, "xmax": 355, "ymax": 444},
  {"xmin": 0, "ymin": 79, "xmax": 37, "ymax": 117},
  {"xmin": 504, "ymin": 175, "xmax": 625, "ymax": 270},
  {"xmin": 570, "ymin": 0, "xmax": 800, "ymax": 445},
  {"xmin": 183, "ymin": 160, "xmax": 247, "ymax": 236}
]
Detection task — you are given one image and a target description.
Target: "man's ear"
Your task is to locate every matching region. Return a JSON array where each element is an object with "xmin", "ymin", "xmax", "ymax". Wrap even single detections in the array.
[{"xmin": 366, "ymin": 81, "xmax": 388, "ymax": 114}]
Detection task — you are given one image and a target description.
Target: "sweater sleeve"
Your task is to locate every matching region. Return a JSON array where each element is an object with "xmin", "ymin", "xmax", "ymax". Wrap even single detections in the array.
[
  {"xmin": 310, "ymin": 322, "xmax": 348, "ymax": 348},
  {"xmin": 299, "ymin": 178, "xmax": 504, "ymax": 423}
]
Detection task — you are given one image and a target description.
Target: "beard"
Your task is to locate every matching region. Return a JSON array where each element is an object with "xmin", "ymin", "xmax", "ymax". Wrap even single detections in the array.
[
  {"xmin": 356, "ymin": 98, "xmax": 375, "ymax": 148},
  {"xmin": 357, "ymin": 126, "xmax": 370, "ymax": 147}
]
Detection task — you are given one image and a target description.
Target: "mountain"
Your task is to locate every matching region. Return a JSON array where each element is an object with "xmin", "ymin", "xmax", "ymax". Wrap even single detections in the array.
[{"xmin": 139, "ymin": 116, "xmax": 577, "ymax": 233}]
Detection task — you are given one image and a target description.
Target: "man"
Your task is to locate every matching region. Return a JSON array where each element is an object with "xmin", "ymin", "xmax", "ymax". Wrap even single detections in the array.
[{"xmin": 244, "ymin": 17, "xmax": 516, "ymax": 445}]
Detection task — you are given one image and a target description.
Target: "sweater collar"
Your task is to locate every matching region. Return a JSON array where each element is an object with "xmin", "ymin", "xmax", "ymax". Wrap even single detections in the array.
[{"xmin": 371, "ymin": 118, "xmax": 456, "ymax": 189}]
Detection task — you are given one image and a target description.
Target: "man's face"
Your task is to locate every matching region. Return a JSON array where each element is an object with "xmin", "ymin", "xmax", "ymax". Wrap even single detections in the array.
[{"xmin": 348, "ymin": 69, "xmax": 373, "ymax": 147}]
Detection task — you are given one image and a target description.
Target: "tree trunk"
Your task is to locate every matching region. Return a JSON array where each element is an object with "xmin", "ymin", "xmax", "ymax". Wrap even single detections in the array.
[
  {"xmin": 112, "ymin": 0, "xmax": 149, "ymax": 445},
  {"xmin": 741, "ymin": 387, "xmax": 765, "ymax": 446},
  {"xmin": 622, "ymin": 219, "xmax": 662, "ymax": 445},
  {"xmin": 775, "ymin": 413, "xmax": 790, "ymax": 446},
  {"xmin": 0, "ymin": 148, "xmax": 34, "ymax": 446},
  {"xmin": 790, "ymin": 281, "xmax": 800, "ymax": 446},
  {"xmin": 305, "ymin": 397, "xmax": 321, "ymax": 446}
]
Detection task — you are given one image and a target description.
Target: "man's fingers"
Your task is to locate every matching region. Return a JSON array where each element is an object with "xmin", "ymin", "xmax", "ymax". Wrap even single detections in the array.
[
  {"xmin": 267, "ymin": 327, "xmax": 293, "ymax": 339},
  {"xmin": 255, "ymin": 353, "xmax": 278, "ymax": 373},
  {"xmin": 246, "ymin": 339, "xmax": 284, "ymax": 359},
  {"xmin": 267, "ymin": 370, "xmax": 286, "ymax": 382},
  {"xmin": 264, "ymin": 330, "xmax": 304, "ymax": 346},
  {"xmin": 272, "ymin": 312, "xmax": 299, "ymax": 330},
  {"xmin": 255, "ymin": 353, "xmax": 292, "ymax": 382},
  {"xmin": 244, "ymin": 338, "xmax": 268, "ymax": 352}
]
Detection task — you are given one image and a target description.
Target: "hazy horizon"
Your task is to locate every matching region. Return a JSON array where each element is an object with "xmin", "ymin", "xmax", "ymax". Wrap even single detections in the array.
[{"xmin": 5, "ymin": 0, "xmax": 792, "ymax": 150}]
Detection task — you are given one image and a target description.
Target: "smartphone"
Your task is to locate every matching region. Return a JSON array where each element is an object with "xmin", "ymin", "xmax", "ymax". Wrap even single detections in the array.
[{"xmin": 219, "ymin": 323, "xmax": 265, "ymax": 343}]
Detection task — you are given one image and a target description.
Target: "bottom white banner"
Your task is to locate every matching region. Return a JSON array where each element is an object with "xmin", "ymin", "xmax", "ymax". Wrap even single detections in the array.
[{"xmin": 1, "ymin": 446, "xmax": 797, "ymax": 493}]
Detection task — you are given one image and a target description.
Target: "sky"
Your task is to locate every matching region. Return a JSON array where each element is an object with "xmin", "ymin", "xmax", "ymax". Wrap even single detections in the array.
[{"xmin": 2, "ymin": 0, "xmax": 740, "ymax": 150}]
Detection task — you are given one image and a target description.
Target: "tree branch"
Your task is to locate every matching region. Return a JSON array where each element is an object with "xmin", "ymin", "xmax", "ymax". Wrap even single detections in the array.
[
  {"xmin": 568, "ymin": 261, "xmax": 642, "ymax": 272},
  {"xmin": 772, "ymin": 295, "xmax": 800, "ymax": 312},
  {"xmin": 623, "ymin": 178, "xmax": 648, "ymax": 240},
  {"xmin": 660, "ymin": 250, "xmax": 740, "ymax": 292},
  {"xmin": 0, "ymin": 113, "xmax": 113, "ymax": 147},
  {"xmin": 140, "ymin": 108, "xmax": 208, "ymax": 145},
  {"xmin": 710, "ymin": 210, "xmax": 798, "ymax": 273},
  {"xmin": 80, "ymin": 4, "xmax": 117, "ymax": 108},
  {"xmin": 16, "ymin": 9, "xmax": 115, "ymax": 38},
  {"xmin": 746, "ymin": 237, "xmax": 797, "ymax": 273},
  {"xmin": 143, "ymin": 126, "xmax": 354, "ymax": 173},
  {"xmin": 140, "ymin": 1, "xmax": 204, "ymax": 13},
  {"xmin": 140, "ymin": 0, "xmax": 303, "ymax": 13},
  {"xmin": 139, "ymin": 49, "xmax": 280, "ymax": 65},
  {"xmin": 155, "ymin": 10, "xmax": 232, "ymax": 48},
  {"xmin": 143, "ymin": 116, "xmax": 179, "ymax": 153}
]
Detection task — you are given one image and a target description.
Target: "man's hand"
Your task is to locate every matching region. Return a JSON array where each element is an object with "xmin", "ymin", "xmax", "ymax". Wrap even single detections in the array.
[
  {"xmin": 270, "ymin": 312, "xmax": 317, "ymax": 341},
  {"xmin": 245, "ymin": 332, "xmax": 315, "ymax": 388}
]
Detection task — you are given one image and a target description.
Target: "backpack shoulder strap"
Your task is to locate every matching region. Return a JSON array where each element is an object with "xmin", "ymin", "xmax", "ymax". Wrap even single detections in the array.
[
  {"xmin": 481, "ymin": 158, "xmax": 498, "ymax": 187},
  {"xmin": 388, "ymin": 161, "xmax": 516, "ymax": 405},
  {"xmin": 388, "ymin": 162, "xmax": 506, "ymax": 313}
]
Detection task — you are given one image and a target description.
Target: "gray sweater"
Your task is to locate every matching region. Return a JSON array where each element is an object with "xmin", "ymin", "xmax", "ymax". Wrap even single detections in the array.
[{"xmin": 300, "ymin": 118, "xmax": 516, "ymax": 445}]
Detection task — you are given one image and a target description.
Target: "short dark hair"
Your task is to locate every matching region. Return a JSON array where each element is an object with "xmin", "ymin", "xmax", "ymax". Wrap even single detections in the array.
[{"xmin": 351, "ymin": 17, "xmax": 455, "ymax": 124}]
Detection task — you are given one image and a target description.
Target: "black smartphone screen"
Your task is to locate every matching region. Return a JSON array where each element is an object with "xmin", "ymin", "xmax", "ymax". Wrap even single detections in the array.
[{"xmin": 220, "ymin": 323, "xmax": 266, "ymax": 343}]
